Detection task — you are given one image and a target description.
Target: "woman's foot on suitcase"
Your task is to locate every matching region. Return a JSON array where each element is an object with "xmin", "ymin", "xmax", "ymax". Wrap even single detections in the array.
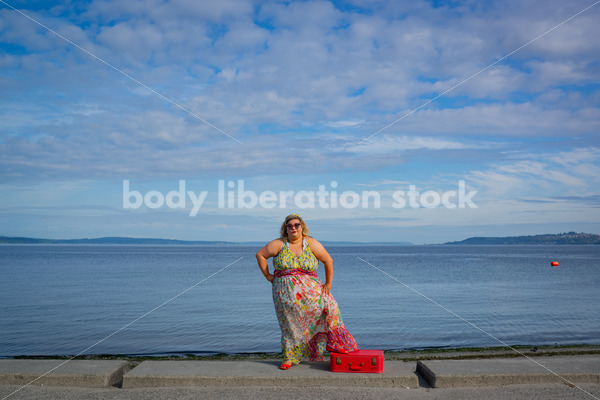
[
  {"xmin": 326, "ymin": 345, "xmax": 349, "ymax": 354},
  {"xmin": 280, "ymin": 362, "xmax": 293, "ymax": 370}
]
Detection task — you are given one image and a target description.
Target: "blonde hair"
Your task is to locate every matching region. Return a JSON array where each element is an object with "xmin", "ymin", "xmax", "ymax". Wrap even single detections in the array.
[{"xmin": 280, "ymin": 214, "xmax": 309, "ymax": 240}]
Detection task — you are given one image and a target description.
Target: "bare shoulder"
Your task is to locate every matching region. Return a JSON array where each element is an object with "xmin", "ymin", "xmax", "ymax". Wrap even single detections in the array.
[
  {"xmin": 307, "ymin": 236, "xmax": 323, "ymax": 249},
  {"xmin": 270, "ymin": 237, "xmax": 285, "ymax": 248},
  {"xmin": 308, "ymin": 236, "xmax": 328, "ymax": 253},
  {"xmin": 308, "ymin": 236, "xmax": 332, "ymax": 262},
  {"xmin": 258, "ymin": 238, "xmax": 284, "ymax": 258}
]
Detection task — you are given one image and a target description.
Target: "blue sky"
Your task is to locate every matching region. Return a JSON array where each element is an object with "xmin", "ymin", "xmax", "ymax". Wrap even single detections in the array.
[{"xmin": 0, "ymin": 0, "xmax": 599, "ymax": 244}]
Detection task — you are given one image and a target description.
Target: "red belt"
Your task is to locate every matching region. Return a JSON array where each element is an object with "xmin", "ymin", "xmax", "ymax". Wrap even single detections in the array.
[{"xmin": 274, "ymin": 268, "xmax": 318, "ymax": 278}]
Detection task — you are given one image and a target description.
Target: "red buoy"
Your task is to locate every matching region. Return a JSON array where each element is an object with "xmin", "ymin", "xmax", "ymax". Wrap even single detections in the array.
[{"xmin": 551, "ymin": 261, "xmax": 559, "ymax": 267}]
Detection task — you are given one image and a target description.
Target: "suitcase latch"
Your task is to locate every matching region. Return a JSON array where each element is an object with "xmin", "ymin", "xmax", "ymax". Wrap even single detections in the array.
[
  {"xmin": 372, "ymin": 357, "xmax": 377, "ymax": 366},
  {"xmin": 336, "ymin": 357, "xmax": 341, "ymax": 365}
]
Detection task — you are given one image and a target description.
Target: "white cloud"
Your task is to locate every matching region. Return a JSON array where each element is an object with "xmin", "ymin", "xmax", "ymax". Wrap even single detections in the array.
[
  {"xmin": 345, "ymin": 134, "xmax": 476, "ymax": 154},
  {"xmin": 468, "ymin": 147, "xmax": 600, "ymax": 202},
  {"xmin": 1, "ymin": 0, "xmax": 599, "ymax": 241}
]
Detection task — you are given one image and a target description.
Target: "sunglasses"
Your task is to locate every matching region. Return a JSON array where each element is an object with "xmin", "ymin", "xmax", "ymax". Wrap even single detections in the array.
[{"xmin": 286, "ymin": 223, "xmax": 302, "ymax": 230}]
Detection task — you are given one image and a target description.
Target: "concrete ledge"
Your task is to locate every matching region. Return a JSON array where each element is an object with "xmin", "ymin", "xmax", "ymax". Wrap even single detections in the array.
[
  {"xmin": 3, "ymin": 356, "xmax": 597, "ymax": 390},
  {"xmin": 122, "ymin": 360, "xmax": 418, "ymax": 388},
  {"xmin": 0, "ymin": 360, "xmax": 129, "ymax": 388},
  {"xmin": 417, "ymin": 355, "xmax": 600, "ymax": 388}
]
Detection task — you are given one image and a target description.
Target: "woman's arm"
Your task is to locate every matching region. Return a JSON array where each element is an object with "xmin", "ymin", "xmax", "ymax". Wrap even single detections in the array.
[
  {"xmin": 256, "ymin": 239, "xmax": 283, "ymax": 283},
  {"xmin": 308, "ymin": 237, "xmax": 334, "ymax": 295}
]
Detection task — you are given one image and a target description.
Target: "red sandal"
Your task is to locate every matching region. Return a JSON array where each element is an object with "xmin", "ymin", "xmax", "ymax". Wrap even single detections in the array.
[{"xmin": 280, "ymin": 362, "xmax": 293, "ymax": 370}]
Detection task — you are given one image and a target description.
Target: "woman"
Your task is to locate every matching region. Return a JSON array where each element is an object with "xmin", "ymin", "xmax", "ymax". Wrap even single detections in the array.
[{"xmin": 256, "ymin": 214, "xmax": 359, "ymax": 370}]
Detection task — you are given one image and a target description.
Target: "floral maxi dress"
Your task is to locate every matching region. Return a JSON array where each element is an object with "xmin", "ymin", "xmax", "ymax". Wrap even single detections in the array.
[{"xmin": 272, "ymin": 239, "xmax": 359, "ymax": 364}]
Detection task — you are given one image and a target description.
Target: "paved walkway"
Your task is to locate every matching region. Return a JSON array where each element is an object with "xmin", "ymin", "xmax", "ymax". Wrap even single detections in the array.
[{"xmin": 0, "ymin": 355, "xmax": 599, "ymax": 399}]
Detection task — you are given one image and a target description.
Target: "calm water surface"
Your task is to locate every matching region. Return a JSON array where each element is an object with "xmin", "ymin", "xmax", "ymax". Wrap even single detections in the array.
[{"xmin": 0, "ymin": 244, "xmax": 598, "ymax": 356}]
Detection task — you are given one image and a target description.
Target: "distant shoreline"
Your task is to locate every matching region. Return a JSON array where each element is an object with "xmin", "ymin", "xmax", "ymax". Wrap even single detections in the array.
[
  {"xmin": 1, "ymin": 232, "xmax": 599, "ymax": 245},
  {"xmin": 444, "ymin": 232, "xmax": 600, "ymax": 245},
  {"xmin": 0, "ymin": 236, "xmax": 411, "ymax": 245}
]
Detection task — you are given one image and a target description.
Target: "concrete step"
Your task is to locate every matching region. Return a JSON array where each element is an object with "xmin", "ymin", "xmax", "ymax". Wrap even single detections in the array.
[
  {"xmin": 2, "ymin": 356, "xmax": 598, "ymax": 390},
  {"xmin": 416, "ymin": 355, "xmax": 600, "ymax": 388},
  {"xmin": 122, "ymin": 359, "xmax": 419, "ymax": 388},
  {"xmin": 0, "ymin": 359, "xmax": 129, "ymax": 388}
]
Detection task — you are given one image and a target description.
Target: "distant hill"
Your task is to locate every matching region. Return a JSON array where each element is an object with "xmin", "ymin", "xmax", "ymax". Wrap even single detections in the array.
[
  {"xmin": 0, "ymin": 236, "xmax": 235, "ymax": 245},
  {"xmin": 0, "ymin": 236, "xmax": 412, "ymax": 246},
  {"xmin": 445, "ymin": 232, "xmax": 600, "ymax": 245}
]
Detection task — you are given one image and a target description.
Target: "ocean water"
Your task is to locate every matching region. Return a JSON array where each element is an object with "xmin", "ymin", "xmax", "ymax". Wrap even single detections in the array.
[{"xmin": 0, "ymin": 244, "xmax": 598, "ymax": 357}]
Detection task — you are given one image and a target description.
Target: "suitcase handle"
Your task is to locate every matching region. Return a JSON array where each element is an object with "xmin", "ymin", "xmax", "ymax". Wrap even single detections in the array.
[{"xmin": 348, "ymin": 362, "xmax": 364, "ymax": 371}]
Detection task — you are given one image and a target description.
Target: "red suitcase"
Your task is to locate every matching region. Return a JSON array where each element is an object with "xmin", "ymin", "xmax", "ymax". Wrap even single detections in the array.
[{"xmin": 330, "ymin": 349, "xmax": 384, "ymax": 373}]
